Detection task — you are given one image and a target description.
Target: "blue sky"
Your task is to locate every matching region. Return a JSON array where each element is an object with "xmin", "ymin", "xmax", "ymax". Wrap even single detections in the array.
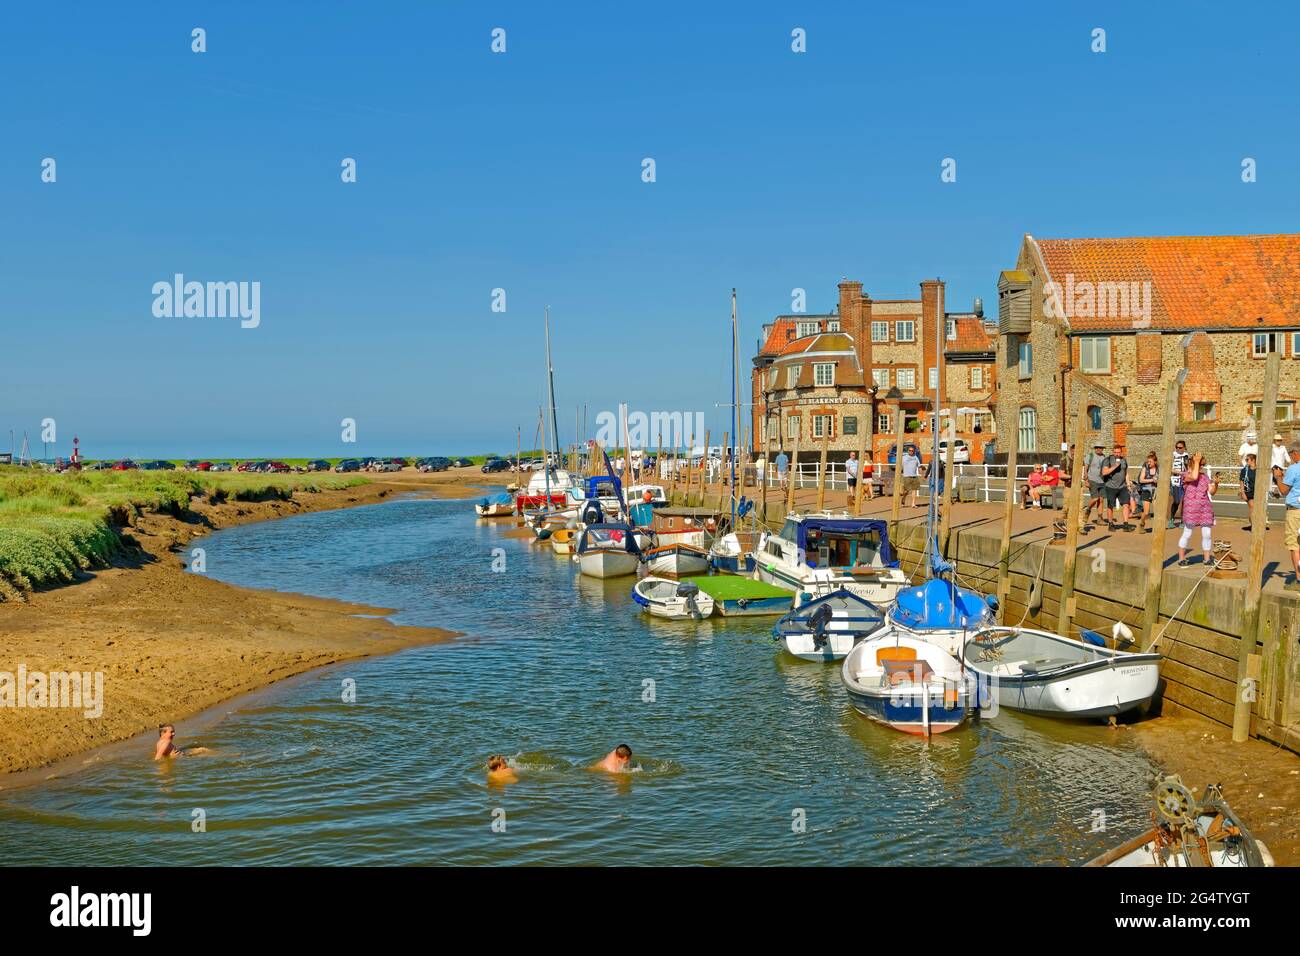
[{"xmin": 2, "ymin": 1, "xmax": 1297, "ymax": 459}]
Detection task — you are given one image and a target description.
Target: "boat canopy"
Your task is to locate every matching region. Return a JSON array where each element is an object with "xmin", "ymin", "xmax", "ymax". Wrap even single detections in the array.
[
  {"xmin": 628, "ymin": 502, "xmax": 656, "ymax": 527},
  {"xmin": 795, "ymin": 518, "xmax": 897, "ymax": 568},
  {"xmin": 479, "ymin": 493, "xmax": 513, "ymax": 506},
  {"xmin": 892, "ymin": 578, "xmax": 993, "ymax": 631},
  {"xmin": 577, "ymin": 523, "xmax": 642, "ymax": 554},
  {"xmin": 576, "ymin": 475, "xmax": 622, "ymax": 499}
]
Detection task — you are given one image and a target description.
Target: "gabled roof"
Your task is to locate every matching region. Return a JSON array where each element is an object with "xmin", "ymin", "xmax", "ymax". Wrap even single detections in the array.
[
  {"xmin": 776, "ymin": 331, "xmax": 856, "ymax": 357},
  {"xmin": 947, "ymin": 315, "xmax": 994, "ymax": 354},
  {"xmin": 1030, "ymin": 234, "xmax": 1300, "ymax": 332}
]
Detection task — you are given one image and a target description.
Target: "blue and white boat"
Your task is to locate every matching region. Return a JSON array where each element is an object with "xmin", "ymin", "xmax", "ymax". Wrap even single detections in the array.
[
  {"xmin": 773, "ymin": 588, "xmax": 886, "ymax": 661},
  {"xmin": 840, "ymin": 632, "xmax": 973, "ymax": 736},
  {"xmin": 474, "ymin": 492, "xmax": 515, "ymax": 518},
  {"xmin": 632, "ymin": 577, "xmax": 715, "ymax": 620},
  {"xmin": 888, "ymin": 572, "xmax": 998, "ymax": 657},
  {"xmin": 753, "ymin": 512, "xmax": 911, "ymax": 607},
  {"xmin": 576, "ymin": 522, "xmax": 643, "ymax": 578}
]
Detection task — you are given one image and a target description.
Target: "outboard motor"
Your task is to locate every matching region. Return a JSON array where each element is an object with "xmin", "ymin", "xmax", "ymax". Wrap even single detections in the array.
[
  {"xmin": 809, "ymin": 602, "xmax": 834, "ymax": 650},
  {"xmin": 580, "ymin": 501, "xmax": 603, "ymax": 526}
]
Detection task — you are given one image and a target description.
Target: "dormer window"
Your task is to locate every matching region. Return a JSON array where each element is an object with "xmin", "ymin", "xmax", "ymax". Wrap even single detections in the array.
[
  {"xmin": 827, "ymin": 320, "xmax": 841, "ymax": 332},
  {"xmin": 797, "ymin": 320, "xmax": 818, "ymax": 338}
]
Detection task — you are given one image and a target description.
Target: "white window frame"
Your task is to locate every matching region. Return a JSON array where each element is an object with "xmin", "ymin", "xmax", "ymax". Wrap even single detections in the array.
[
  {"xmin": 878, "ymin": 414, "xmax": 893, "ymax": 433},
  {"xmin": 1079, "ymin": 335, "xmax": 1111, "ymax": 374},
  {"xmin": 813, "ymin": 362, "xmax": 835, "ymax": 387},
  {"xmin": 896, "ymin": 368, "xmax": 916, "ymax": 391},
  {"xmin": 1192, "ymin": 402, "xmax": 1217, "ymax": 422},
  {"xmin": 1018, "ymin": 339, "xmax": 1032, "ymax": 379},
  {"xmin": 946, "ymin": 318, "xmax": 956, "ymax": 340},
  {"xmin": 928, "ymin": 367, "xmax": 938, "ymax": 390},
  {"xmin": 786, "ymin": 416, "xmax": 799, "ymax": 439},
  {"xmin": 871, "ymin": 321, "xmax": 889, "ymax": 343},
  {"xmin": 1018, "ymin": 406, "xmax": 1037, "ymax": 453},
  {"xmin": 786, "ymin": 365, "xmax": 798, "ymax": 388},
  {"xmin": 871, "ymin": 368, "xmax": 889, "ymax": 389},
  {"xmin": 827, "ymin": 319, "xmax": 841, "ymax": 332},
  {"xmin": 1292, "ymin": 331, "xmax": 1300, "ymax": 356},
  {"xmin": 812, "ymin": 414, "xmax": 833, "ymax": 438},
  {"xmin": 1251, "ymin": 401, "xmax": 1295, "ymax": 422},
  {"xmin": 895, "ymin": 320, "xmax": 915, "ymax": 343},
  {"xmin": 797, "ymin": 320, "xmax": 818, "ymax": 338},
  {"xmin": 970, "ymin": 367, "xmax": 984, "ymax": 390},
  {"xmin": 1253, "ymin": 332, "xmax": 1281, "ymax": 357}
]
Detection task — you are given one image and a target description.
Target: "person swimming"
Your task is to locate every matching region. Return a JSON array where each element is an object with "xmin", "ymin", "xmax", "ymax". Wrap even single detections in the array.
[
  {"xmin": 486, "ymin": 754, "xmax": 519, "ymax": 784},
  {"xmin": 153, "ymin": 724, "xmax": 211, "ymax": 760},
  {"xmin": 595, "ymin": 744, "xmax": 633, "ymax": 773}
]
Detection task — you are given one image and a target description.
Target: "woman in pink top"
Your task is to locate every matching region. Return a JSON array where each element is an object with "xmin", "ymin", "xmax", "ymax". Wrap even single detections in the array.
[{"xmin": 1177, "ymin": 453, "xmax": 1219, "ymax": 567}]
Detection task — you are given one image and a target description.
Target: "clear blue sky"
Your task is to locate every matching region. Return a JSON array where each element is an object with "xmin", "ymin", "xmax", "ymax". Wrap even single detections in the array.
[{"xmin": 3, "ymin": 1, "xmax": 1297, "ymax": 459}]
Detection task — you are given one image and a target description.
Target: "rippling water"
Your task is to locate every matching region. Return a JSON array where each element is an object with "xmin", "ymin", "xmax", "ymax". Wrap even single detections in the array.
[{"xmin": 0, "ymin": 496, "xmax": 1157, "ymax": 865}]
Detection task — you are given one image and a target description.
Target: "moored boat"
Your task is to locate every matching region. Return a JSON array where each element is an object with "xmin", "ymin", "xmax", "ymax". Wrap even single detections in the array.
[
  {"xmin": 841, "ymin": 633, "xmax": 973, "ymax": 736},
  {"xmin": 576, "ymin": 522, "xmax": 642, "ymax": 578},
  {"xmin": 632, "ymin": 577, "xmax": 715, "ymax": 620},
  {"xmin": 642, "ymin": 542, "xmax": 711, "ymax": 577},
  {"xmin": 1085, "ymin": 777, "xmax": 1273, "ymax": 867},
  {"xmin": 678, "ymin": 575, "xmax": 793, "ymax": 617},
  {"xmin": 550, "ymin": 527, "xmax": 578, "ymax": 555},
  {"xmin": 773, "ymin": 588, "xmax": 886, "ymax": 661},
  {"xmin": 709, "ymin": 530, "xmax": 761, "ymax": 574},
  {"xmin": 474, "ymin": 493, "xmax": 515, "ymax": 517},
  {"xmin": 754, "ymin": 512, "xmax": 910, "ymax": 607},
  {"xmin": 962, "ymin": 626, "xmax": 1160, "ymax": 718}
]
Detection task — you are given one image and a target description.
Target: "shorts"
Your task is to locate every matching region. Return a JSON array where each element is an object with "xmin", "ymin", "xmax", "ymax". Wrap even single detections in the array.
[
  {"xmin": 902, "ymin": 476, "xmax": 921, "ymax": 494},
  {"xmin": 1286, "ymin": 509, "xmax": 1300, "ymax": 552},
  {"xmin": 846, "ymin": 476, "xmax": 857, "ymax": 488},
  {"xmin": 1170, "ymin": 483, "xmax": 1184, "ymax": 505},
  {"xmin": 1088, "ymin": 480, "xmax": 1105, "ymax": 499},
  {"xmin": 1138, "ymin": 486, "xmax": 1156, "ymax": 504},
  {"xmin": 1103, "ymin": 485, "xmax": 1130, "ymax": 508}
]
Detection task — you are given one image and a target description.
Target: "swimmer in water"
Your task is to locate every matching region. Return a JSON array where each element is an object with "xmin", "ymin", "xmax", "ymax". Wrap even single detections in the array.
[
  {"xmin": 486, "ymin": 754, "xmax": 518, "ymax": 784},
  {"xmin": 594, "ymin": 744, "xmax": 633, "ymax": 773},
  {"xmin": 153, "ymin": 724, "xmax": 211, "ymax": 760}
]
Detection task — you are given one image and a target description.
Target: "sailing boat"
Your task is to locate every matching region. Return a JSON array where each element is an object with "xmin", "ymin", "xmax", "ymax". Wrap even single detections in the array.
[
  {"xmin": 709, "ymin": 289, "xmax": 762, "ymax": 573},
  {"xmin": 517, "ymin": 309, "xmax": 572, "ymax": 515}
]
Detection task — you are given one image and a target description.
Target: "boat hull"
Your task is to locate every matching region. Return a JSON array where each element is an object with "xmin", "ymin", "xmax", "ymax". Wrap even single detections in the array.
[
  {"xmin": 632, "ymin": 578, "xmax": 716, "ymax": 620},
  {"xmin": 578, "ymin": 549, "xmax": 641, "ymax": 579},
  {"xmin": 843, "ymin": 684, "xmax": 969, "ymax": 735},
  {"xmin": 715, "ymin": 595, "xmax": 792, "ymax": 617},
  {"xmin": 475, "ymin": 504, "xmax": 515, "ymax": 517},
  {"xmin": 643, "ymin": 545, "xmax": 710, "ymax": 577}
]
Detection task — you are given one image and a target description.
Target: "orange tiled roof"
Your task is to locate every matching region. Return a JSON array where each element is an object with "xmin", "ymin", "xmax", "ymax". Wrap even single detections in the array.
[
  {"xmin": 777, "ymin": 331, "xmax": 856, "ymax": 357},
  {"xmin": 948, "ymin": 315, "xmax": 994, "ymax": 353},
  {"xmin": 760, "ymin": 318, "xmax": 796, "ymax": 354},
  {"xmin": 1032, "ymin": 234, "xmax": 1300, "ymax": 331}
]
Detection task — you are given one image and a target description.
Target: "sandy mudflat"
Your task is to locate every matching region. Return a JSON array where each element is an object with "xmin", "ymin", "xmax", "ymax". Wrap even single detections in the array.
[{"xmin": 0, "ymin": 469, "xmax": 489, "ymax": 777}]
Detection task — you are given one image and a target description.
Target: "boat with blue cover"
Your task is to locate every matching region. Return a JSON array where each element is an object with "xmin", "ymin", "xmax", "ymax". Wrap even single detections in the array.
[
  {"xmin": 754, "ymin": 512, "xmax": 910, "ymax": 607},
  {"xmin": 474, "ymin": 492, "xmax": 516, "ymax": 517},
  {"xmin": 840, "ymin": 632, "xmax": 974, "ymax": 736},
  {"xmin": 576, "ymin": 522, "xmax": 643, "ymax": 578}
]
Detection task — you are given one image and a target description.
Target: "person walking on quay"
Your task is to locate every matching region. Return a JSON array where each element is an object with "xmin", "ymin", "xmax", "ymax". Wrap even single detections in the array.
[
  {"xmin": 1273, "ymin": 441, "xmax": 1300, "ymax": 591},
  {"xmin": 1176, "ymin": 453, "xmax": 1219, "ymax": 567},
  {"xmin": 1167, "ymin": 440, "xmax": 1190, "ymax": 529},
  {"xmin": 1082, "ymin": 442, "xmax": 1106, "ymax": 527},
  {"xmin": 775, "ymin": 450, "xmax": 789, "ymax": 490},
  {"xmin": 1135, "ymin": 452, "xmax": 1159, "ymax": 533},
  {"xmin": 1240, "ymin": 452, "xmax": 1267, "ymax": 532},
  {"xmin": 845, "ymin": 451, "xmax": 859, "ymax": 503},
  {"xmin": 1101, "ymin": 443, "xmax": 1132, "ymax": 531},
  {"xmin": 862, "ymin": 453, "xmax": 876, "ymax": 500},
  {"xmin": 1238, "ymin": 431, "xmax": 1260, "ymax": 467},
  {"xmin": 900, "ymin": 445, "xmax": 923, "ymax": 508}
]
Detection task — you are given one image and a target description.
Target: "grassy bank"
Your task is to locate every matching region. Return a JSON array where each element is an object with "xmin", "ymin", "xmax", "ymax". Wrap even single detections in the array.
[{"xmin": 0, "ymin": 466, "xmax": 367, "ymax": 600}]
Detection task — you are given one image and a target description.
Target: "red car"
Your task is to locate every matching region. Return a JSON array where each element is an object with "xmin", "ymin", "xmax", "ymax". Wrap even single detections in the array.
[
  {"xmin": 266, "ymin": 461, "xmax": 291, "ymax": 473},
  {"xmin": 111, "ymin": 459, "xmax": 138, "ymax": 470},
  {"xmin": 196, "ymin": 461, "xmax": 213, "ymax": 471}
]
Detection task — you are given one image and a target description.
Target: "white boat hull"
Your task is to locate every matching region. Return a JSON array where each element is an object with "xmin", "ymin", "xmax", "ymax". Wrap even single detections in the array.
[
  {"xmin": 578, "ymin": 549, "xmax": 641, "ymax": 579},
  {"xmin": 475, "ymin": 503, "xmax": 515, "ymax": 517},
  {"xmin": 782, "ymin": 630, "xmax": 860, "ymax": 662},
  {"xmin": 644, "ymin": 547, "xmax": 710, "ymax": 577}
]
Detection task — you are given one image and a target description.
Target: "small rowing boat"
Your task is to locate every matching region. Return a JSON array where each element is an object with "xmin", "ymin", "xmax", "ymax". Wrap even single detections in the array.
[
  {"xmin": 576, "ymin": 522, "xmax": 642, "ymax": 578},
  {"xmin": 642, "ymin": 543, "xmax": 711, "ymax": 577},
  {"xmin": 474, "ymin": 493, "xmax": 515, "ymax": 517},
  {"xmin": 550, "ymin": 527, "xmax": 577, "ymax": 555},
  {"xmin": 632, "ymin": 577, "xmax": 715, "ymax": 620},
  {"xmin": 773, "ymin": 588, "xmax": 886, "ymax": 661},
  {"xmin": 841, "ymin": 633, "xmax": 972, "ymax": 736}
]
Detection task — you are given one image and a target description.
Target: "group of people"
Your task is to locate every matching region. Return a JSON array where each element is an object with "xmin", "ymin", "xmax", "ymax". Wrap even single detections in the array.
[{"xmin": 486, "ymin": 745, "xmax": 634, "ymax": 785}]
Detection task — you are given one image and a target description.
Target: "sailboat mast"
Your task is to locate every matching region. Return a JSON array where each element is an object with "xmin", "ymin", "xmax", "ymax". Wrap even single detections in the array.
[
  {"xmin": 545, "ymin": 307, "xmax": 560, "ymax": 469},
  {"xmin": 730, "ymin": 288, "xmax": 739, "ymax": 526}
]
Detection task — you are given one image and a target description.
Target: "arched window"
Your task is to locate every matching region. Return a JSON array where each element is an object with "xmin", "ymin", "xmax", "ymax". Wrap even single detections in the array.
[
  {"xmin": 1088, "ymin": 405, "xmax": 1102, "ymax": 429},
  {"xmin": 1018, "ymin": 406, "xmax": 1037, "ymax": 453}
]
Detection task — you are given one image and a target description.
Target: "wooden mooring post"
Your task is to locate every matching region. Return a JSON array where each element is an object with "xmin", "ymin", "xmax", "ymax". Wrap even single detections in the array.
[
  {"xmin": 853, "ymin": 419, "xmax": 869, "ymax": 516},
  {"xmin": 816, "ymin": 425, "xmax": 830, "ymax": 512},
  {"xmin": 785, "ymin": 431, "xmax": 800, "ymax": 514},
  {"xmin": 890, "ymin": 409, "xmax": 906, "ymax": 534},
  {"xmin": 1236, "ymin": 352, "xmax": 1281, "ymax": 741},
  {"xmin": 1056, "ymin": 381, "xmax": 1090, "ymax": 637},
  {"xmin": 996, "ymin": 415, "xmax": 1020, "ymax": 623},
  {"xmin": 1141, "ymin": 374, "xmax": 1183, "ymax": 651}
]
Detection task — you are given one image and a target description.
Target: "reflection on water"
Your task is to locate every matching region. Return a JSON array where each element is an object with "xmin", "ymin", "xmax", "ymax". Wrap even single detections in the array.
[{"xmin": 0, "ymin": 498, "xmax": 1156, "ymax": 865}]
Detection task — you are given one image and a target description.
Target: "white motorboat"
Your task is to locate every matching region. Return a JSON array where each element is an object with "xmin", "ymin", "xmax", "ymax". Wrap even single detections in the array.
[
  {"xmin": 642, "ymin": 543, "xmax": 711, "ymax": 577},
  {"xmin": 962, "ymin": 626, "xmax": 1161, "ymax": 718},
  {"xmin": 632, "ymin": 577, "xmax": 716, "ymax": 620},
  {"xmin": 754, "ymin": 512, "xmax": 910, "ymax": 608},
  {"xmin": 840, "ymin": 631, "xmax": 973, "ymax": 736},
  {"xmin": 575, "ymin": 523, "xmax": 642, "ymax": 578},
  {"xmin": 772, "ymin": 588, "xmax": 886, "ymax": 661},
  {"xmin": 886, "ymin": 576, "xmax": 999, "ymax": 657}
]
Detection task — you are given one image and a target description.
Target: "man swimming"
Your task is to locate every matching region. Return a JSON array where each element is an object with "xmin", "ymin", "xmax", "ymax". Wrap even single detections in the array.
[
  {"xmin": 595, "ymin": 744, "xmax": 633, "ymax": 773},
  {"xmin": 153, "ymin": 724, "xmax": 211, "ymax": 760},
  {"xmin": 486, "ymin": 754, "xmax": 518, "ymax": 784}
]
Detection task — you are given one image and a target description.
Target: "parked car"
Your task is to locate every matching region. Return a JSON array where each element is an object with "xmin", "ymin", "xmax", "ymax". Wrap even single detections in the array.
[
  {"xmin": 265, "ymin": 461, "xmax": 291, "ymax": 473},
  {"xmin": 110, "ymin": 460, "xmax": 137, "ymax": 470},
  {"xmin": 195, "ymin": 461, "xmax": 213, "ymax": 471},
  {"xmin": 359, "ymin": 457, "xmax": 377, "ymax": 471},
  {"xmin": 454, "ymin": 457, "xmax": 473, "ymax": 468},
  {"xmin": 389, "ymin": 457, "xmax": 408, "ymax": 469},
  {"xmin": 306, "ymin": 459, "xmax": 331, "ymax": 472},
  {"xmin": 420, "ymin": 457, "xmax": 451, "ymax": 472},
  {"xmin": 209, "ymin": 461, "xmax": 232, "ymax": 472},
  {"xmin": 937, "ymin": 439, "xmax": 971, "ymax": 464},
  {"xmin": 481, "ymin": 458, "xmax": 511, "ymax": 474},
  {"xmin": 373, "ymin": 459, "xmax": 400, "ymax": 472},
  {"xmin": 335, "ymin": 459, "xmax": 361, "ymax": 473},
  {"xmin": 91, "ymin": 460, "xmax": 115, "ymax": 470}
]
